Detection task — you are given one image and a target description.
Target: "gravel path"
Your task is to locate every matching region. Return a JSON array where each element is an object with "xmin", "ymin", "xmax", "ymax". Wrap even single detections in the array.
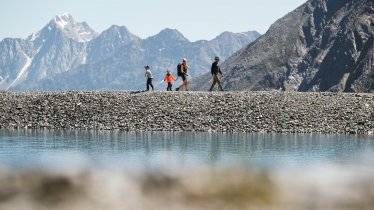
[{"xmin": 0, "ymin": 91, "xmax": 373, "ymax": 134}]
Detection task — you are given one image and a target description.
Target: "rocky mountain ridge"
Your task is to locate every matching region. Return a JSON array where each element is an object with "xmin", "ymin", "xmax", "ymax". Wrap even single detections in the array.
[{"xmin": 192, "ymin": 0, "xmax": 374, "ymax": 92}]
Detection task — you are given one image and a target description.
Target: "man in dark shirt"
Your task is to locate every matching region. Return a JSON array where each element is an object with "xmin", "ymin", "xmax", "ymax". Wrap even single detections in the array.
[{"xmin": 209, "ymin": 56, "xmax": 224, "ymax": 91}]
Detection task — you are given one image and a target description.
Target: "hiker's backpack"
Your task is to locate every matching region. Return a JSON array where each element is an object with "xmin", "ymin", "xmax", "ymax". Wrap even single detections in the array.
[{"xmin": 177, "ymin": 63, "xmax": 183, "ymax": 76}]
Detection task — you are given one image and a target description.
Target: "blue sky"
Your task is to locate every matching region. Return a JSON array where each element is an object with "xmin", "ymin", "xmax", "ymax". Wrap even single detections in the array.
[{"xmin": 0, "ymin": 0, "xmax": 306, "ymax": 41}]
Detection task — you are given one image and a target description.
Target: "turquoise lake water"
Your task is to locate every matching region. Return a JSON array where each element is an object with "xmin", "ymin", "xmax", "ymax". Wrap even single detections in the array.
[{"xmin": 0, "ymin": 130, "xmax": 373, "ymax": 170}]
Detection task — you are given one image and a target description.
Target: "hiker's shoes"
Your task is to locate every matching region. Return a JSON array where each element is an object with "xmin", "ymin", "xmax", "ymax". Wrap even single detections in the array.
[{"xmin": 175, "ymin": 88, "xmax": 180, "ymax": 91}]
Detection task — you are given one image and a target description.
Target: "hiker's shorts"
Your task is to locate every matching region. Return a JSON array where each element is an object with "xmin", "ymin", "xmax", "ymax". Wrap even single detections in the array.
[{"xmin": 181, "ymin": 74, "xmax": 187, "ymax": 81}]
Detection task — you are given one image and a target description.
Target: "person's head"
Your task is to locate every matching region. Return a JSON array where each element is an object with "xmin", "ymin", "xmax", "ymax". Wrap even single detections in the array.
[
  {"xmin": 182, "ymin": 58, "xmax": 187, "ymax": 65},
  {"xmin": 167, "ymin": 69, "xmax": 171, "ymax": 74},
  {"xmin": 144, "ymin": 65, "xmax": 150, "ymax": 70},
  {"xmin": 214, "ymin": 56, "xmax": 220, "ymax": 62}
]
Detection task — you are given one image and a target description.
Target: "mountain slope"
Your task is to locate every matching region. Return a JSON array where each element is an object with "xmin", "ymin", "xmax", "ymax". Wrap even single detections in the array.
[
  {"xmin": 192, "ymin": 0, "xmax": 374, "ymax": 92},
  {"xmin": 0, "ymin": 39, "xmax": 33, "ymax": 89},
  {"xmin": 86, "ymin": 25, "xmax": 140, "ymax": 64},
  {"xmin": 0, "ymin": 13, "xmax": 98, "ymax": 90}
]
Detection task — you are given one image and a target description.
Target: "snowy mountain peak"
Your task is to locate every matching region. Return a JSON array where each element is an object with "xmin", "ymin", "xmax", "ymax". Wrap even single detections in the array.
[
  {"xmin": 27, "ymin": 13, "xmax": 99, "ymax": 43},
  {"xmin": 57, "ymin": 12, "xmax": 72, "ymax": 19},
  {"xmin": 50, "ymin": 13, "xmax": 97, "ymax": 42},
  {"xmin": 53, "ymin": 13, "xmax": 74, "ymax": 29}
]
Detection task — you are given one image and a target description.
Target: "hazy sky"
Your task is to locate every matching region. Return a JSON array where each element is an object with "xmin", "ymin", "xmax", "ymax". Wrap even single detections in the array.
[{"xmin": 0, "ymin": 0, "xmax": 306, "ymax": 41}]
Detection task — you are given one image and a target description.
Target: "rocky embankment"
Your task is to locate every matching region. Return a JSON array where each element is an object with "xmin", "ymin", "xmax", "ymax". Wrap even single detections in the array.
[{"xmin": 0, "ymin": 91, "xmax": 373, "ymax": 134}]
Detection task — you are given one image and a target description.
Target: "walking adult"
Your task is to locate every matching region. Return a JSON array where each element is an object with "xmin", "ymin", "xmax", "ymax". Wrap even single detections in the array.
[
  {"xmin": 209, "ymin": 56, "xmax": 224, "ymax": 91},
  {"xmin": 144, "ymin": 65, "xmax": 154, "ymax": 91},
  {"xmin": 176, "ymin": 58, "xmax": 189, "ymax": 91}
]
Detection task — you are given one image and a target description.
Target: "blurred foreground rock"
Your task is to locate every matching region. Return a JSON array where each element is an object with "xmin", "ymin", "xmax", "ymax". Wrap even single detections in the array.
[{"xmin": 0, "ymin": 166, "xmax": 373, "ymax": 210}]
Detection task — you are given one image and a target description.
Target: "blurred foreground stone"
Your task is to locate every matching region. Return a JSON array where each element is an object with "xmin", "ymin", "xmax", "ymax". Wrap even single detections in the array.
[{"xmin": 0, "ymin": 166, "xmax": 373, "ymax": 210}]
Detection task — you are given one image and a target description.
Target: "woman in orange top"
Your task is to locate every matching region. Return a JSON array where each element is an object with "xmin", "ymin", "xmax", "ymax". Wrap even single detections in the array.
[{"xmin": 164, "ymin": 70, "xmax": 175, "ymax": 91}]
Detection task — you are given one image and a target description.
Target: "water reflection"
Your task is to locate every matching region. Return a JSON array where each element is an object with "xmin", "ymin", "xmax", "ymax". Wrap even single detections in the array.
[{"xmin": 0, "ymin": 129, "xmax": 373, "ymax": 170}]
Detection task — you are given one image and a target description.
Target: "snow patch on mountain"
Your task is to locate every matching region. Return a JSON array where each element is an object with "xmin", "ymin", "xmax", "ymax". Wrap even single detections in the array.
[
  {"xmin": 0, "ymin": 75, "xmax": 9, "ymax": 87},
  {"xmin": 6, "ymin": 52, "xmax": 32, "ymax": 90},
  {"xmin": 28, "ymin": 32, "xmax": 40, "ymax": 42},
  {"xmin": 82, "ymin": 54, "xmax": 87, "ymax": 64}
]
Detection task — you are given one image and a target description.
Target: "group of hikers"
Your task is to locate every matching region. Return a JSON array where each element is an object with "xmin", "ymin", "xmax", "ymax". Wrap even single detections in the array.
[{"xmin": 144, "ymin": 56, "xmax": 224, "ymax": 92}]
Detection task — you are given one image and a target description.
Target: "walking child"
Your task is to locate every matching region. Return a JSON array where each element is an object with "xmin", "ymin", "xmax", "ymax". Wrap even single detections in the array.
[
  {"xmin": 164, "ymin": 69, "xmax": 175, "ymax": 91},
  {"xmin": 144, "ymin": 65, "xmax": 154, "ymax": 91}
]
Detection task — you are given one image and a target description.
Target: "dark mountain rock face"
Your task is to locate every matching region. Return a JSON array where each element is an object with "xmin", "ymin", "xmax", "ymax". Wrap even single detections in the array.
[{"xmin": 192, "ymin": 0, "xmax": 374, "ymax": 92}]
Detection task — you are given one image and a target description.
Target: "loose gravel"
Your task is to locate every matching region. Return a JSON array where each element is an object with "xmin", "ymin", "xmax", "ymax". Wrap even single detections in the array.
[{"xmin": 0, "ymin": 91, "xmax": 373, "ymax": 134}]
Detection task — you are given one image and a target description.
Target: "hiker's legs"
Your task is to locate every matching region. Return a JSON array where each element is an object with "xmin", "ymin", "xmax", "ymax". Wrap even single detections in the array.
[
  {"xmin": 176, "ymin": 83, "xmax": 183, "ymax": 91},
  {"xmin": 181, "ymin": 74, "xmax": 187, "ymax": 91},
  {"xmin": 147, "ymin": 78, "xmax": 153, "ymax": 91},
  {"xmin": 150, "ymin": 79, "xmax": 154, "ymax": 90},
  {"xmin": 209, "ymin": 82, "xmax": 216, "ymax": 91},
  {"xmin": 167, "ymin": 82, "xmax": 172, "ymax": 91},
  {"xmin": 210, "ymin": 81, "xmax": 218, "ymax": 91},
  {"xmin": 184, "ymin": 80, "xmax": 188, "ymax": 91},
  {"xmin": 177, "ymin": 75, "xmax": 187, "ymax": 91},
  {"xmin": 210, "ymin": 75, "xmax": 218, "ymax": 91},
  {"xmin": 216, "ymin": 77, "xmax": 224, "ymax": 91},
  {"xmin": 177, "ymin": 83, "xmax": 184, "ymax": 90}
]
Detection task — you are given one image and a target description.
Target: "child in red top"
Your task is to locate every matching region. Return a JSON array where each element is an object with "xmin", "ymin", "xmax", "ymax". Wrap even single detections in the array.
[{"xmin": 164, "ymin": 70, "xmax": 175, "ymax": 91}]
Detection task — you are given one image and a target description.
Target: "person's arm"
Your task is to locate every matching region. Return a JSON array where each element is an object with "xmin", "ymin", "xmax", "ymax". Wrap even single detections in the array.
[
  {"xmin": 211, "ymin": 63, "xmax": 214, "ymax": 75},
  {"xmin": 219, "ymin": 66, "xmax": 223, "ymax": 75},
  {"xmin": 184, "ymin": 65, "xmax": 189, "ymax": 76}
]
